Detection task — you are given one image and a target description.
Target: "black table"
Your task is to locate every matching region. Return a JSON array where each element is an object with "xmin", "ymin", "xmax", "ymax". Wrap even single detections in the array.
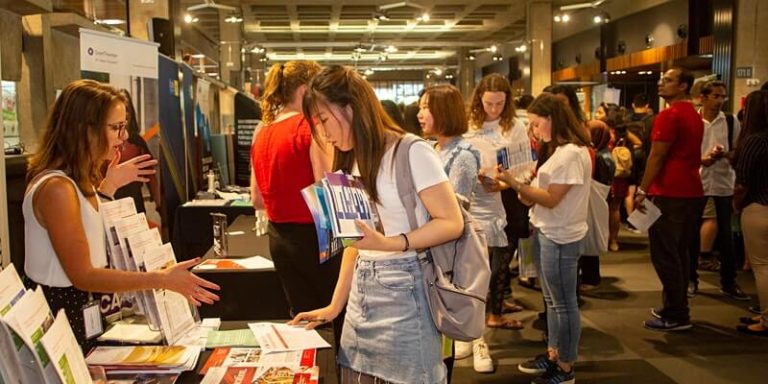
[
  {"xmin": 171, "ymin": 202, "xmax": 255, "ymax": 261},
  {"xmin": 193, "ymin": 215, "xmax": 291, "ymax": 321},
  {"xmin": 175, "ymin": 321, "xmax": 337, "ymax": 384}
]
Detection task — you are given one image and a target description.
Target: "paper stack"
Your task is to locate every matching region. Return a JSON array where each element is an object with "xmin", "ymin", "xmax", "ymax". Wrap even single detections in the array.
[{"xmin": 85, "ymin": 345, "xmax": 199, "ymax": 375}]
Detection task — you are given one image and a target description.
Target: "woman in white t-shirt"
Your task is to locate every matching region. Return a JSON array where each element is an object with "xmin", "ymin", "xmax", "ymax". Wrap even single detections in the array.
[
  {"xmin": 290, "ymin": 66, "xmax": 463, "ymax": 383},
  {"xmin": 497, "ymin": 93, "xmax": 592, "ymax": 384}
]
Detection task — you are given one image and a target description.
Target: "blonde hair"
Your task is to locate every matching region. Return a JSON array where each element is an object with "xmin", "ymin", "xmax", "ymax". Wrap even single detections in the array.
[{"xmin": 260, "ymin": 60, "xmax": 322, "ymax": 124}]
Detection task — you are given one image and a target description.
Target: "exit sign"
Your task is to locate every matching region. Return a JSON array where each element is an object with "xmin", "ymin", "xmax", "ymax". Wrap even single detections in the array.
[{"xmin": 736, "ymin": 67, "xmax": 753, "ymax": 78}]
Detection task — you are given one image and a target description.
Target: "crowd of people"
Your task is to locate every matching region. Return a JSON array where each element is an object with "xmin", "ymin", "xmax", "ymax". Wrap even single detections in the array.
[{"xmin": 21, "ymin": 64, "xmax": 768, "ymax": 384}]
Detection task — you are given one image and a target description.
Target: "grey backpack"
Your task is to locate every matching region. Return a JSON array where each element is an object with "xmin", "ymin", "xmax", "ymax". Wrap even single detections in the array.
[{"xmin": 392, "ymin": 134, "xmax": 491, "ymax": 341}]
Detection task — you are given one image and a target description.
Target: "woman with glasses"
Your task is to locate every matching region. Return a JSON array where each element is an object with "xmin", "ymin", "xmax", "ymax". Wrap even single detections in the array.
[{"xmin": 24, "ymin": 79, "xmax": 220, "ymax": 352}]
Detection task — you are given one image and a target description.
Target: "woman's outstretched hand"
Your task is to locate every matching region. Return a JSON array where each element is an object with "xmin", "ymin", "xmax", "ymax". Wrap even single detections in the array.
[
  {"xmin": 160, "ymin": 258, "xmax": 221, "ymax": 306},
  {"xmin": 102, "ymin": 152, "xmax": 158, "ymax": 195}
]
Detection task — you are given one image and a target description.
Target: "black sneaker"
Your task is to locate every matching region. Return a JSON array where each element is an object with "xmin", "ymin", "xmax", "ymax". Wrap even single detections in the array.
[
  {"xmin": 531, "ymin": 364, "xmax": 575, "ymax": 384},
  {"xmin": 721, "ymin": 285, "xmax": 750, "ymax": 301},
  {"xmin": 643, "ymin": 317, "xmax": 692, "ymax": 331},
  {"xmin": 519, "ymin": 354, "xmax": 556, "ymax": 375}
]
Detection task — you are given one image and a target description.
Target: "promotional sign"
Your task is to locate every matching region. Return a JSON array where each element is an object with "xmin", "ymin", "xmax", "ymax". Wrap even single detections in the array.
[
  {"xmin": 80, "ymin": 29, "xmax": 158, "ymax": 79},
  {"xmin": 233, "ymin": 93, "xmax": 261, "ymax": 187}
]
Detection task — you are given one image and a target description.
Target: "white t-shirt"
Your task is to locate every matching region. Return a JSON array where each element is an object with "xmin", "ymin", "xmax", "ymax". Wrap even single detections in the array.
[
  {"xmin": 359, "ymin": 137, "xmax": 449, "ymax": 260},
  {"xmin": 530, "ymin": 144, "xmax": 591, "ymax": 244},
  {"xmin": 700, "ymin": 111, "xmax": 740, "ymax": 196}
]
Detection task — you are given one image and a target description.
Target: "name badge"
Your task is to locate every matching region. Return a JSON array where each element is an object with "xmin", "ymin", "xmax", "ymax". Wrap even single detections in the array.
[{"xmin": 82, "ymin": 301, "xmax": 103, "ymax": 340}]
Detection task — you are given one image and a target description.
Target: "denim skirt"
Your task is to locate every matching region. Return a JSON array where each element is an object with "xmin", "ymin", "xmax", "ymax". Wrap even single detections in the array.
[{"xmin": 337, "ymin": 255, "xmax": 446, "ymax": 384}]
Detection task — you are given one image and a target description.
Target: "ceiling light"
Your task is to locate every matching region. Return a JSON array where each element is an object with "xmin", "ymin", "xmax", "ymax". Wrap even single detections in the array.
[
  {"xmin": 489, "ymin": 44, "xmax": 498, "ymax": 53},
  {"xmin": 466, "ymin": 54, "xmax": 475, "ymax": 61},
  {"xmin": 375, "ymin": 11, "xmax": 390, "ymax": 21},
  {"xmin": 184, "ymin": 14, "xmax": 199, "ymax": 23},
  {"xmin": 225, "ymin": 15, "xmax": 243, "ymax": 23},
  {"xmin": 593, "ymin": 15, "xmax": 602, "ymax": 23},
  {"xmin": 385, "ymin": 45, "xmax": 398, "ymax": 53},
  {"xmin": 251, "ymin": 47, "xmax": 265, "ymax": 54},
  {"xmin": 191, "ymin": 54, "xmax": 205, "ymax": 59},
  {"xmin": 419, "ymin": 12, "xmax": 430, "ymax": 22},
  {"xmin": 364, "ymin": 68, "xmax": 374, "ymax": 76},
  {"xmin": 207, "ymin": 72, "xmax": 218, "ymax": 77},
  {"xmin": 297, "ymin": 52, "xmax": 305, "ymax": 58},
  {"xmin": 433, "ymin": 68, "xmax": 442, "ymax": 76},
  {"xmin": 562, "ymin": 14, "xmax": 570, "ymax": 22},
  {"xmin": 324, "ymin": 52, "xmax": 332, "ymax": 58},
  {"xmin": 445, "ymin": 74, "xmax": 454, "ymax": 80},
  {"xmin": 554, "ymin": 15, "xmax": 561, "ymax": 22}
]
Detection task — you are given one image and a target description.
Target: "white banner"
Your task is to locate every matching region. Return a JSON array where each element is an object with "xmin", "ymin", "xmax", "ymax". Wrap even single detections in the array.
[{"xmin": 80, "ymin": 29, "xmax": 159, "ymax": 79}]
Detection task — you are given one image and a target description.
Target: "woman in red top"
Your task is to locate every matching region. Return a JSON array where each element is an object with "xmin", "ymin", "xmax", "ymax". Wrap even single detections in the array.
[{"xmin": 250, "ymin": 61, "xmax": 337, "ymax": 317}]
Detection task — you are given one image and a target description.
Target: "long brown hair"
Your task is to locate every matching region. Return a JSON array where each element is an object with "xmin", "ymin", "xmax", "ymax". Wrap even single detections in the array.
[
  {"xmin": 468, "ymin": 73, "xmax": 516, "ymax": 132},
  {"xmin": 260, "ymin": 60, "xmax": 322, "ymax": 125},
  {"xmin": 27, "ymin": 79, "xmax": 126, "ymax": 196},
  {"xmin": 423, "ymin": 84, "xmax": 468, "ymax": 137},
  {"xmin": 734, "ymin": 90, "xmax": 768, "ymax": 165},
  {"xmin": 527, "ymin": 93, "xmax": 591, "ymax": 148},
  {"xmin": 303, "ymin": 65, "xmax": 404, "ymax": 202}
]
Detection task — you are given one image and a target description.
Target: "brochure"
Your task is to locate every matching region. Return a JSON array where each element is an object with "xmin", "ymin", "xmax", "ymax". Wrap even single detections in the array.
[
  {"xmin": 253, "ymin": 365, "xmax": 319, "ymax": 384},
  {"xmin": 0, "ymin": 265, "xmax": 25, "ymax": 316},
  {"xmin": 85, "ymin": 345, "xmax": 199, "ymax": 373},
  {"xmin": 247, "ymin": 323, "xmax": 330, "ymax": 354},
  {"xmin": 496, "ymin": 139, "xmax": 537, "ymax": 179},
  {"xmin": 39, "ymin": 310, "xmax": 92, "ymax": 384},
  {"xmin": 194, "ymin": 256, "xmax": 274, "ymax": 271},
  {"xmin": 301, "ymin": 172, "xmax": 382, "ymax": 263},
  {"xmin": 200, "ymin": 347, "xmax": 315, "ymax": 374},
  {"xmin": 200, "ymin": 367, "xmax": 256, "ymax": 384},
  {"xmin": 205, "ymin": 330, "xmax": 259, "ymax": 349},
  {"xmin": 3, "ymin": 286, "xmax": 59, "ymax": 383}
]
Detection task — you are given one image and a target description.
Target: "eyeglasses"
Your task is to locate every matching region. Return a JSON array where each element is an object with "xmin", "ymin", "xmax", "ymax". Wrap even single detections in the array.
[{"xmin": 106, "ymin": 120, "xmax": 128, "ymax": 135}]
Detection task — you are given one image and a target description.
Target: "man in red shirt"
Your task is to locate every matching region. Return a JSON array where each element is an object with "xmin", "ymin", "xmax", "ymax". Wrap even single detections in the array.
[{"xmin": 635, "ymin": 67, "xmax": 705, "ymax": 331}]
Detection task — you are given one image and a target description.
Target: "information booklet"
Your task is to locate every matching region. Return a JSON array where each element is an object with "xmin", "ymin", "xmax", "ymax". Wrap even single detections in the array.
[
  {"xmin": 252, "ymin": 365, "xmax": 319, "ymax": 384},
  {"xmin": 301, "ymin": 172, "xmax": 383, "ymax": 263},
  {"xmin": 200, "ymin": 367, "xmax": 256, "ymax": 384},
  {"xmin": 496, "ymin": 139, "xmax": 537, "ymax": 180},
  {"xmin": 85, "ymin": 345, "xmax": 199, "ymax": 374},
  {"xmin": 39, "ymin": 310, "xmax": 93, "ymax": 384}
]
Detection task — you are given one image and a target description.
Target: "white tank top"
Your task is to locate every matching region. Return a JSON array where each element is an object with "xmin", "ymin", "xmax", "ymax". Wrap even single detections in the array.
[{"xmin": 23, "ymin": 171, "xmax": 107, "ymax": 287}]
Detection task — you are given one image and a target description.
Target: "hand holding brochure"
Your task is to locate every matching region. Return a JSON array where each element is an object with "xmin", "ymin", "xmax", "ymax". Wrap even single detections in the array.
[
  {"xmin": 627, "ymin": 199, "xmax": 662, "ymax": 232},
  {"xmin": 496, "ymin": 140, "xmax": 537, "ymax": 180},
  {"xmin": 302, "ymin": 172, "xmax": 383, "ymax": 263}
]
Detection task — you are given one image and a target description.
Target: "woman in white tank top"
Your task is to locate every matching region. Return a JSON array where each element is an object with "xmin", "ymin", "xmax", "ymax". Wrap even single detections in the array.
[{"xmin": 23, "ymin": 80, "xmax": 220, "ymax": 350}]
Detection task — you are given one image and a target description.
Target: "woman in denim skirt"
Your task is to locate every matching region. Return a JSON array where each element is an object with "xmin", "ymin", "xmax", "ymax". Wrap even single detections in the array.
[{"xmin": 289, "ymin": 65, "xmax": 464, "ymax": 384}]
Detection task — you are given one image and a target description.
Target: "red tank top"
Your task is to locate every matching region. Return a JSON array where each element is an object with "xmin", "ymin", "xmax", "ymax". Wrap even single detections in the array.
[{"xmin": 252, "ymin": 114, "xmax": 315, "ymax": 223}]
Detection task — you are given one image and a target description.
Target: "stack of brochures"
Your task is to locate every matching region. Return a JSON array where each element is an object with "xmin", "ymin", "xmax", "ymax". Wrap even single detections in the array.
[
  {"xmin": 100, "ymin": 198, "xmax": 197, "ymax": 345},
  {"xmin": 85, "ymin": 345, "xmax": 199, "ymax": 375},
  {"xmin": 301, "ymin": 172, "xmax": 383, "ymax": 263},
  {"xmin": 200, "ymin": 347, "xmax": 319, "ymax": 384},
  {"xmin": 0, "ymin": 265, "xmax": 93, "ymax": 384}
]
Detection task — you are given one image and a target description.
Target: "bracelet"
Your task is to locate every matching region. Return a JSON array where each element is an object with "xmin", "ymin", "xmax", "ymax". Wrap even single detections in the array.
[{"xmin": 400, "ymin": 233, "xmax": 410, "ymax": 252}]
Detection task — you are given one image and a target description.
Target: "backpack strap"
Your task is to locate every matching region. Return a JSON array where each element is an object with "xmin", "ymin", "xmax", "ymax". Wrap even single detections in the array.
[
  {"xmin": 726, "ymin": 113, "xmax": 734, "ymax": 149},
  {"xmin": 392, "ymin": 134, "xmax": 424, "ymax": 232}
]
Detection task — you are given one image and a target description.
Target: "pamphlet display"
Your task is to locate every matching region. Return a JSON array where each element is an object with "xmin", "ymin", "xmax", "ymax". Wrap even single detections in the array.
[{"xmin": 0, "ymin": 265, "xmax": 91, "ymax": 384}]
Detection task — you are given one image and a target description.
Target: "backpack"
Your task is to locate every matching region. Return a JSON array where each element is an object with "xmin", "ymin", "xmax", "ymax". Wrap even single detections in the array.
[
  {"xmin": 392, "ymin": 134, "xmax": 491, "ymax": 342},
  {"xmin": 612, "ymin": 138, "xmax": 633, "ymax": 178}
]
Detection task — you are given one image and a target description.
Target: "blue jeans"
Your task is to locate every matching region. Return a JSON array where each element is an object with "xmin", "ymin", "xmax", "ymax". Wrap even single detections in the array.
[
  {"xmin": 534, "ymin": 230, "xmax": 582, "ymax": 363},
  {"xmin": 338, "ymin": 256, "xmax": 446, "ymax": 384}
]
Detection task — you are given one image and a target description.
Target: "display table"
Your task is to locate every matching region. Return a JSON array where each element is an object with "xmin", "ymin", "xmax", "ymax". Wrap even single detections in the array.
[
  {"xmin": 193, "ymin": 215, "xmax": 290, "ymax": 320},
  {"xmin": 174, "ymin": 321, "xmax": 337, "ymax": 384},
  {"xmin": 171, "ymin": 202, "xmax": 255, "ymax": 261}
]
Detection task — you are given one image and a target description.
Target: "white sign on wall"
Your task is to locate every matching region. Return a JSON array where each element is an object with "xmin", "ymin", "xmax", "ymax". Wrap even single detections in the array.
[{"xmin": 80, "ymin": 29, "xmax": 159, "ymax": 79}]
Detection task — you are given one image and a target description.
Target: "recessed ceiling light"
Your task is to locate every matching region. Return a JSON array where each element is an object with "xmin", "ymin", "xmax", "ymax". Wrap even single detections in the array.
[{"xmin": 191, "ymin": 54, "xmax": 205, "ymax": 59}]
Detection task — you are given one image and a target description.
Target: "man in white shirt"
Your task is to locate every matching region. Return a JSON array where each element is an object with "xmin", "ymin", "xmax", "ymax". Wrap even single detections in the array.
[{"xmin": 690, "ymin": 80, "xmax": 749, "ymax": 301}]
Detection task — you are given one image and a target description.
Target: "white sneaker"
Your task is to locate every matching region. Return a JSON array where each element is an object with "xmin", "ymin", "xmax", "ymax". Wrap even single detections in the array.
[
  {"xmin": 472, "ymin": 341, "xmax": 494, "ymax": 373},
  {"xmin": 455, "ymin": 341, "xmax": 472, "ymax": 360}
]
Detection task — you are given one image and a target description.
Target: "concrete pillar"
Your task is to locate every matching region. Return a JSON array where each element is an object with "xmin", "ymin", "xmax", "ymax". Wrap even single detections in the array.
[
  {"xmin": 219, "ymin": 12, "xmax": 242, "ymax": 87},
  {"xmin": 458, "ymin": 48, "xmax": 476, "ymax": 100},
  {"xmin": 128, "ymin": 0, "xmax": 169, "ymax": 41},
  {"xmin": 731, "ymin": 0, "xmax": 767, "ymax": 112},
  {"xmin": 526, "ymin": 0, "xmax": 552, "ymax": 95}
]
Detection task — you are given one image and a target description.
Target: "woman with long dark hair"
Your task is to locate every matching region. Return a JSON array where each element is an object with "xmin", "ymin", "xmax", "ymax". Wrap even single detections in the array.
[{"xmin": 290, "ymin": 65, "xmax": 463, "ymax": 383}]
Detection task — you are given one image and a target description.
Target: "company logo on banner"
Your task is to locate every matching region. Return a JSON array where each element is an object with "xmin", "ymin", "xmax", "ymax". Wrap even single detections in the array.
[{"xmin": 80, "ymin": 29, "xmax": 159, "ymax": 79}]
